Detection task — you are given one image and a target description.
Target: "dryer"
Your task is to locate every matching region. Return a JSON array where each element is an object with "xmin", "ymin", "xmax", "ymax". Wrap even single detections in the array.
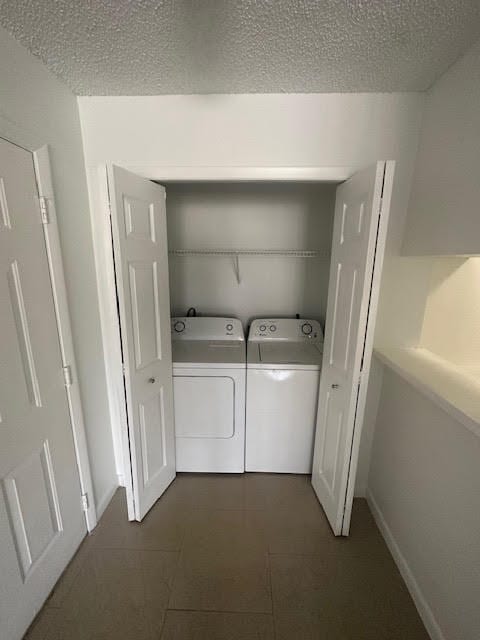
[
  {"xmin": 246, "ymin": 318, "xmax": 323, "ymax": 473},
  {"xmin": 171, "ymin": 317, "xmax": 246, "ymax": 473}
]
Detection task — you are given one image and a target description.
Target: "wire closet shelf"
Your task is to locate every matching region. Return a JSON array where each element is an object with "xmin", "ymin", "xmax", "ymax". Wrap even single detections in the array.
[
  {"xmin": 168, "ymin": 248, "xmax": 326, "ymax": 258},
  {"xmin": 168, "ymin": 248, "xmax": 329, "ymax": 284}
]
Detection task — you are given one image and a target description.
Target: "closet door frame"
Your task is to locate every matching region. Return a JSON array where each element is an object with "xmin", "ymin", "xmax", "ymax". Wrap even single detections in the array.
[
  {"xmin": 0, "ymin": 116, "xmax": 97, "ymax": 532},
  {"xmin": 90, "ymin": 163, "xmax": 377, "ymax": 492}
]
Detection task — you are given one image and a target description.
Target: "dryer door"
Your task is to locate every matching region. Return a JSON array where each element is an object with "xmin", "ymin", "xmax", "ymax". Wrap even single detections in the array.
[
  {"xmin": 174, "ymin": 376, "xmax": 235, "ymax": 439},
  {"xmin": 172, "ymin": 368, "xmax": 245, "ymax": 473}
]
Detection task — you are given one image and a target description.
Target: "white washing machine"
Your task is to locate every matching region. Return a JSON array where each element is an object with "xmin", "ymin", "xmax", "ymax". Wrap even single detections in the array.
[
  {"xmin": 246, "ymin": 318, "xmax": 323, "ymax": 473},
  {"xmin": 171, "ymin": 317, "xmax": 246, "ymax": 473}
]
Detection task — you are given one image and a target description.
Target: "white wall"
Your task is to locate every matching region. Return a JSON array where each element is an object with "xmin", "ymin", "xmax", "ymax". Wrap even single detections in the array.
[
  {"xmin": 369, "ymin": 367, "xmax": 480, "ymax": 640},
  {"xmin": 374, "ymin": 257, "xmax": 434, "ymax": 348},
  {"xmin": 166, "ymin": 182, "xmax": 335, "ymax": 327},
  {"xmin": 0, "ymin": 27, "xmax": 117, "ymax": 515},
  {"xmin": 79, "ymin": 93, "xmax": 423, "ymax": 170},
  {"xmin": 420, "ymin": 257, "xmax": 480, "ymax": 378},
  {"xmin": 78, "ymin": 91, "xmax": 424, "ymax": 494},
  {"xmin": 376, "ymin": 38, "xmax": 480, "ymax": 348},
  {"xmin": 403, "ymin": 37, "xmax": 480, "ymax": 256},
  {"xmin": 368, "ymin": 37, "xmax": 480, "ymax": 640}
]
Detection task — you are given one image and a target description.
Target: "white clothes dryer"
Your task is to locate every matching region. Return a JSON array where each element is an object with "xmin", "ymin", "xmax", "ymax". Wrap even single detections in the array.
[
  {"xmin": 246, "ymin": 318, "xmax": 323, "ymax": 474},
  {"xmin": 171, "ymin": 317, "xmax": 246, "ymax": 473}
]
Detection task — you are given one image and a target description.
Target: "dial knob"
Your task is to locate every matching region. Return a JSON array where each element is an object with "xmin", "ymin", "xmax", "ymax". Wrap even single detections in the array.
[
  {"xmin": 174, "ymin": 321, "xmax": 185, "ymax": 333},
  {"xmin": 301, "ymin": 322, "xmax": 313, "ymax": 336},
  {"xmin": 269, "ymin": 325, "xmax": 277, "ymax": 332},
  {"xmin": 226, "ymin": 323, "xmax": 233, "ymax": 332},
  {"xmin": 259, "ymin": 324, "xmax": 267, "ymax": 332}
]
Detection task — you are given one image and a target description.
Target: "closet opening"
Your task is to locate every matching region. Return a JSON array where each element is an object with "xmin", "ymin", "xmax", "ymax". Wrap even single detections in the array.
[
  {"xmin": 104, "ymin": 162, "xmax": 393, "ymax": 535},
  {"xmin": 164, "ymin": 181, "xmax": 336, "ymax": 326}
]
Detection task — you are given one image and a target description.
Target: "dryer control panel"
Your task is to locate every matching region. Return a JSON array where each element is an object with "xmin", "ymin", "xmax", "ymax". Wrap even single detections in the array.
[
  {"xmin": 249, "ymin": 318, "xmax": 323, "ymax": 343},
  {"xmin": 171, "ymin": 317, "xmax": 244, "ymax": 341}
]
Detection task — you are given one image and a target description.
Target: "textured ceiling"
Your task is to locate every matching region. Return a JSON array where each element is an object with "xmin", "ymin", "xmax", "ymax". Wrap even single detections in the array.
[{"xmin": 1, "ymin": 1, "xmax": 480, "ymax": 95}]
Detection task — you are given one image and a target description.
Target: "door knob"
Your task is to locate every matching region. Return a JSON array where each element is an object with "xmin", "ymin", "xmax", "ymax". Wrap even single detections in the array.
[
  {"xmin": 148, "ymin": 377, "xmax": 156, "ymax": 384},
  {"xmin": 331, "ymin": 383, "xmax": 340, "ymax": 389}
]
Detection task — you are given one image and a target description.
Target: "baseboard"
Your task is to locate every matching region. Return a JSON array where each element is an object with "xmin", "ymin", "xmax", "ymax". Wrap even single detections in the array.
[
  {"xmin": 94, "ymin": 482, "xmax": 119, "ymax": 524},
  {"xmin": 354, "ymin": 483, "xmax": 366, "ymax": 498},
  {"xmin": 366, "ymin": 489, "xmax": 445, "ymax": 640}
]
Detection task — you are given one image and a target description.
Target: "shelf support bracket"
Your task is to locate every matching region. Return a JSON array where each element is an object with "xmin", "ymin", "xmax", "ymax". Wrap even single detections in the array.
[{"xmin": 232, "ymin": 253, "xmax": 241, "ymax": 284}]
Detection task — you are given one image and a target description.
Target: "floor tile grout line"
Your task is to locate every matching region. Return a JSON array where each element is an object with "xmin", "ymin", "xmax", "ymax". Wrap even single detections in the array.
[
  {"xmin": 265, "ymin": 547, "xmax": 275, "ymax": 618},
  {"xmin": 46, "ymin": 544, "xmax": 93, "ymax": 611},
  {"xmin": 166, "ymin": 607, "xmax": 275, "ymax": 616},
  {"xmin": 89, "ymin": 545, "xmax": 184, "ymax": 552},
  {"xmin": 267, "ymin": 550, "xmax": 343, "ymax": 557},
  {"xmin": 269, "ymin": 553, "xmax": 280, "ymax": 640},
  {"xmin": 166, "ymin": 545, "xmax": 185, "ymax": 611}
]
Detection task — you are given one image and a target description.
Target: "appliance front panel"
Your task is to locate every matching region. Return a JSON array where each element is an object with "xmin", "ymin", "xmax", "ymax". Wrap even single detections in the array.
[
  {"xmin": 174, "ymin": 375, "xmax": 234, "ymax": 439},
  {"xmin": 245, "ymin": 368, "xmax": 320, "ymax": 473}
]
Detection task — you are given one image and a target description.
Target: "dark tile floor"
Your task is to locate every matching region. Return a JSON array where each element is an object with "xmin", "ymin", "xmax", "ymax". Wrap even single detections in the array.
[{"xmin": 24, "ymin": 474, "xmax": 429, "ymax": 639}]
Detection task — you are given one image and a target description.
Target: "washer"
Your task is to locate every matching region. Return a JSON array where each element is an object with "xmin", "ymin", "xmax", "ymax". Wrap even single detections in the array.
[
  {"xmin": 246, "ymin": 318, "xmax": 323, "ymax": 473},
  {"xmin": 171, "ymin": 317, "xmax": 246, "ymax": 473}
]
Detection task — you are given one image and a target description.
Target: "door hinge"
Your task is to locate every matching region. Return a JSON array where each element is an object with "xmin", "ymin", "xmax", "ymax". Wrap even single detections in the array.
[
  {"xmin": 63, "ymin": 364, "xmax": 73, "ymax": 387},
  {"xmin": 81, "ymin": 493, "xmax": 89, "ymax": 511},
  {"xmin": 39, "ymin": 196, "xmax": 50, "ymax": 224}
]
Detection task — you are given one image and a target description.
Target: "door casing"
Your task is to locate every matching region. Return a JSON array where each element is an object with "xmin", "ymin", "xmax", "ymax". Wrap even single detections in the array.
[{"xmin": 89, "ymin": 163, "xmax": 391, "ymax": 519}]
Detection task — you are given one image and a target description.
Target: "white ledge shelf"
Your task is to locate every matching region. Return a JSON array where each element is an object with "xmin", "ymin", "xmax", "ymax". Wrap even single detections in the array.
[{"xmin": 375, "ymin": 347, "xmax": 480, "ymax": 439}]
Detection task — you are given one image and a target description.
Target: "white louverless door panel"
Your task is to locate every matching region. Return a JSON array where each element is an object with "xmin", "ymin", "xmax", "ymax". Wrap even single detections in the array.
[
  {"xmin": 108, "ymin": 165, "xmax": 175, "ymax": 522},
  {"xmin": 0, "ymin": 138, "xmax": 86, "ymax": 640},
  {"xmin": 311, "ymin": 162, "xmax": 391, "ymax": 536}
]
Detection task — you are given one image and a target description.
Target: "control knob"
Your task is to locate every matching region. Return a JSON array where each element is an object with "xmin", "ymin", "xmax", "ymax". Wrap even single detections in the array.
[{"xmin": 301, "ymin": 322, "xmax": 313, "ymax": 336}]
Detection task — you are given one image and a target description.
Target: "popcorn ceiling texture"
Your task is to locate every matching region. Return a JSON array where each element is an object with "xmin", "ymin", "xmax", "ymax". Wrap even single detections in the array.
[{"xmin": 1, "ymin": 0, "xmax": 480, "ymax": 95}]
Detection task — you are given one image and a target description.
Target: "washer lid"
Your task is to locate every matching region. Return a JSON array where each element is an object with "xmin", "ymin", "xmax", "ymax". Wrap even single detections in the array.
[
  {"xmin": 247, "ymin": 341, "xmax": 323, "ymax": 370},
  {"xmin": 172, "ymin": 340, "xmax": 246, "ymax": 369}
]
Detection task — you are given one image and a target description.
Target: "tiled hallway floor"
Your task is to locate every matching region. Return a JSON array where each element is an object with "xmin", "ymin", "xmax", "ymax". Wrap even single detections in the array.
[{"xmin": 25, "ymin": 474, "xmax": 429, "ymax": 639}]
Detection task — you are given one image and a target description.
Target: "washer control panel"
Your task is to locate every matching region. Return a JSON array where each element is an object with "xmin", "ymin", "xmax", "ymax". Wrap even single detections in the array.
[
  {"xmin": 249, "ymin": 318, "xmax": 323, "ymax": 343},
  {"xmin": 171, "ymin": 317, "xmax": 244, "ymax": 341}
]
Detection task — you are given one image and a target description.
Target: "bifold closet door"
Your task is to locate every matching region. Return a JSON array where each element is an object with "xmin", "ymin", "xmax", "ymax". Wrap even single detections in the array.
[
  {"xmin": 108, "ymin": 165, "xmax": 175, "ymax": 522},
  {"xmin": 0, "ymin": 137, "xmax": 86, "ymax": 640},
  {"xmin": 311, "ymin": 161, "xmax": 394, "ymax": 536}
]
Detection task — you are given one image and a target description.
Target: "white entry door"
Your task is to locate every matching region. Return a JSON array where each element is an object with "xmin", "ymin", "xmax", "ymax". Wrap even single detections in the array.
[
  {"xmin": 0, "ymin": 138, "xmax": 86, "ymax": 640},
  {"xmin": 312, "ymin": 161, "xmax": 394, "ymax": 536},
  {"xmin": 108, "ymin": 165, "xmax": 175, "ymax": 521}
]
